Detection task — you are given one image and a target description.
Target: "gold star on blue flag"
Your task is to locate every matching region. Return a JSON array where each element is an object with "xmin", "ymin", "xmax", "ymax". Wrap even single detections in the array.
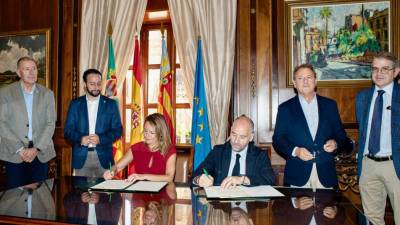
[{"xmin": 191, "ymin": 38, "xmax": 212, "ymax": 171}]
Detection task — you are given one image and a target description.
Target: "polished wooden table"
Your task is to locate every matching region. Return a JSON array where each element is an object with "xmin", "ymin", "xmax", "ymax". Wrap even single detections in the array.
[{"xmin": 0, "ymin": 176, "xmax": 370, "ymax": 225}]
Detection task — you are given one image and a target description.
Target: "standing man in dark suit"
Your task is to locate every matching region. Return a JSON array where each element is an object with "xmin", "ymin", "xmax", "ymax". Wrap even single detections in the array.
[
  {"xmin": 0, "ymin": 56, "xmax": 56, "ymax": 188},
  {"xmin": 273, "ymin": 64, "xmax": 353, "ymax": 189},
  {"xmin": 356, "ymin": 52, "xmax": 400, "ymax": 225},
  {"xmin": 64, "ymin": 69, "xmax": 122, "ymax": 177},
  {"xmin": 192, "ymin": 115, "xmax": 275, "ymax": 188}
]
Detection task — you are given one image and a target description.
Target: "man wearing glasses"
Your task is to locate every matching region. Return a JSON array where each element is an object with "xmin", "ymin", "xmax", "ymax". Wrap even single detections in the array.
[{"xmin": 356, "ymin": 52, "xmax": 400, "ymax": 225}]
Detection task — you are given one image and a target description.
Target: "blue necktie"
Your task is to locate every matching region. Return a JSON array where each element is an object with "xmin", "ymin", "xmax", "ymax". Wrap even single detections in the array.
[
  {"xmin": 368, "ymin": 90, "xmax": 385, "ymax": 155},
  {"xmin": 232, "ymin": 154, "xmax": 241, "ymax": 176}
]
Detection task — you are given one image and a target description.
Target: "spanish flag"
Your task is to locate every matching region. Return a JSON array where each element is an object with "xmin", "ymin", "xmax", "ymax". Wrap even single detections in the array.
[{"xmin": 128, "ymin": 36, "xmax": 143, "ymax": 174}]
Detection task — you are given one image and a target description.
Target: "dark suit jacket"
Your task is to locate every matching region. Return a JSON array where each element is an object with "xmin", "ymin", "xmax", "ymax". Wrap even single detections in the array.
[
  {"xmin": 356, "ymin": 83, "xmax": 400, "ymax": 179},
  {"xmin": 64, "ymin": 95, "xmax": 122, "ymax": 169},
  {"xmin": 272, "ymin": 95, "xmax": 353, "ymax": 187},
  {"xmin": 192, "ymin": 141, "xmax": 275, "ymax": 186},
  {"xmin": 63, "ymin": 190, "xmax": 122, "ymax": 225},
  {"xmin": 272, "ymin": 189, "xmax": 345, "ymax": 225}
]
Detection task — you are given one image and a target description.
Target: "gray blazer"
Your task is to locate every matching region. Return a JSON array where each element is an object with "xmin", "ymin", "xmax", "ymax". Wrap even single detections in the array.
[
  {"xmin": 0, "ymin": 179, "xmax": 55, "ymax": 220},
  {"xmin": 0, "ymin": 81, "xmax": 56, "ymax": 163}
]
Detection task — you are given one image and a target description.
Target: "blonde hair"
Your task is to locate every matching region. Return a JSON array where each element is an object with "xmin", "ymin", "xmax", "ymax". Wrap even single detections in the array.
[{"xmin": 145, "ymin": 113, "xmax": 171, "ymax": 155}]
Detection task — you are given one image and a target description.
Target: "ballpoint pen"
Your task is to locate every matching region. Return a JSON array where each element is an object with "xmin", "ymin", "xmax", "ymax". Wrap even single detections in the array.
[
  {"xmin": 202, "ymin": 168, "xmax": 210, "ymax": 178},
  {"xmin": 109, "ymin": 162, "xmax": 114, "ymax": 177}
]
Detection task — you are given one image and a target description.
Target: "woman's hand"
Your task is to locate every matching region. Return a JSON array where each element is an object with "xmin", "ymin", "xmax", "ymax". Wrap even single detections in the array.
[
  {"xmin": 126, "ymin": 173, "xmax": 146, "ymax": 182},
  {"xmin": 103, "ymin": 170, "xmax": 115, "ymax": 180}
]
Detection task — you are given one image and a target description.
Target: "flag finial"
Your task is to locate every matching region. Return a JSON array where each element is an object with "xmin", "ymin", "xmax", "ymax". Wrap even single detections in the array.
[{"xmin": 108, "ymin": 21, "xmax": 113, "ymax": 36}]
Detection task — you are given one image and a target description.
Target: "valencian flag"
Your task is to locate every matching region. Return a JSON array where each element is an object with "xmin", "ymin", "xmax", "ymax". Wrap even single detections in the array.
[
  {"xmin": 128, "ymin": 36, "xmax": 143, "ymax": 174},
  {"xmin": 105, "ymin": 22, "xmax": 124, "ymax": 178},
  {"xmin": 157, "ymin": 30, "xmax": 175, "ymax": 144},
  {"xmin": 191, "ymin": 38, "xmax": 212, "ymax": 171}
]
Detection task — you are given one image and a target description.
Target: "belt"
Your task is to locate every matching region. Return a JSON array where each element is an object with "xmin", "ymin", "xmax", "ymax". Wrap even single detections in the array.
[
  {"xmin": 87, "ymin": 147, "xmax": 96, "ymax": 152},
  {"xmin": 366, "ymin": 154, "xmax": 392, "ymax": 162}
]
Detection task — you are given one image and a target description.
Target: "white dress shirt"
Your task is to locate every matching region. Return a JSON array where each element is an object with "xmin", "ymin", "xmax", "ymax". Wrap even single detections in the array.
[
  {"xmin": 86, "ymin": 95, "xmax": 100, "ymax": 148},
  {"xmin": 363, "ymin": 82, "xmax": 393, "ymax": 157},
  {"xmin": 292, "ymin": 94, "xmax": 319, "ymax": 157}
]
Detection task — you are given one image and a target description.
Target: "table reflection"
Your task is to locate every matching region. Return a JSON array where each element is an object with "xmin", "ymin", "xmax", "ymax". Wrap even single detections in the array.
[
  {"xmin": 0, "ymin": 179, "xmax": 55, "ymax": 220},
  {"xmin": 272, "ymin": 188, "xmax": 345, "ymax": 225},
  {"xmin": 0, "ymin": 177, "xmax": 372, "ymax": 225},
  {"xmin": 121, "ymin": 182, "xmax": 176, "ymax": 225}
]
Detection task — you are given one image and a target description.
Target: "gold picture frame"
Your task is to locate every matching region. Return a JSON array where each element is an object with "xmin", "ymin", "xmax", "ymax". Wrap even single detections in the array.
[
  {"xmin": 0, "ymin": 28, "xmax": 51, "ymax": 88},
  {"xmin": 285, "ymin": 0, "xmax": 398, "ymax": 87}
]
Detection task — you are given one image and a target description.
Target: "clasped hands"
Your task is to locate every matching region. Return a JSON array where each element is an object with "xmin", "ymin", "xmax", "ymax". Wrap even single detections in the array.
[
  {"xmin": 294, "ymin": 196, "xmax": 337, "ymax": 219},
  {"xmin": 295, "ymin": 139, "xmax": 337, "ymax": 161},
  {"xmin": 81, "ymin": 192, "xmax": 99, "ymax": 204},
  {"xmin": 19, "ymin": 148, "xmax": 39, "ymax": 162},
  {"xmin": 81, "ymin": 134, "xmax": 100, "ymax": 146},
  {"xmin": 198, "ymin": 174, "xmax": 246, "ymax": 189}
]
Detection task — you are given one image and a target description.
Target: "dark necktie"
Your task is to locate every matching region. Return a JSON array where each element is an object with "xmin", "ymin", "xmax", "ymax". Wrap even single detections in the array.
[
  {"xmin": 368, "ymin": 90, "xmax": 385, "ymax": 155},
  {"xmin": 232, "ymin": 154, "xmax": 241, "ymax": 176}
]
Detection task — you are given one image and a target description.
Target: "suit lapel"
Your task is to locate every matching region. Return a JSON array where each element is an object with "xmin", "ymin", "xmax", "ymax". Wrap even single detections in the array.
[
  {"xmin": 221, "ymin": 143, "xmax": 232, "ymax": 178},
  {"xmin": 14, "ymin": 82, "xmax": 29, "ymax": 122},
  {"xmin": 391, "ymin": 83, "xmax": 400, "ymax": 149},
  {"xmin": 245, "ymin": 143, "xmax": 255, "ymax": 175},
  {"xmin": 314, "ymin": 95, "xmax": 326, "ymax": 142},
  {"xmin": 80, "ymin": 96, "xmax": 90, "ymax": 133},
  {"xmin": 95, "ymin": 96, "xmax": 105, "ymax": 133},
  {"xmin": 32, "ymin": 85, "xmax": 40, "ymax": 131},
  {"xmin": 362, "ymin": 88, "xmax": 374, "ymax": 139}
]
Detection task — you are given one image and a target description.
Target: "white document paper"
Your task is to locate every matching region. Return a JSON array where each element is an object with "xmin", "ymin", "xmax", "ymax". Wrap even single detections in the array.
[
  {"xmin": 90, "ymin": 180, "xmax": 133, "ymax": 190},
  {"xmin": 125, "ymin": 181, "xmax": 168, "ymax": 192},
  {"xmin": 204, "ymin": 185, "xmax": 284, "ymax": 199}
]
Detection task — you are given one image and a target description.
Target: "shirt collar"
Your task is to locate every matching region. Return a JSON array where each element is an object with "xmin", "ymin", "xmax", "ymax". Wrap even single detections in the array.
[
  {"xmin": 232, "ymin": 145, "xmax": 248, "ymax": 159},
  {"xmin": 20, "ymin": 81, "xmax": 36, "ymax": 94},
  {"xmin": 374, "ymin": 82, "xmax": 393, "ymax": 96},
  {"xmin": 298, "ymin": 93, "xmax": 317, "ymax": 104},
  {"xmin": 86, "ymin": 94, "xmax": 100, "ymax": 103}
]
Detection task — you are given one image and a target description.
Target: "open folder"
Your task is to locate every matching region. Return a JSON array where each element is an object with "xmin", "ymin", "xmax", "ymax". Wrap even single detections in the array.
[
  {"xmin": 89, "ymin": 180, "xmax": 168, "ymax": 193},
  {"xmin": 204, "ymin": 185, "xmax": 284, "ymax": 199}
]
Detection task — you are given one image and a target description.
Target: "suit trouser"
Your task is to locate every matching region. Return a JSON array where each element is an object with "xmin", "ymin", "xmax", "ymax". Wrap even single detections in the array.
[
  {"xmin": 4, "ymin": 158, "xmax": 49, "ymax": 189},
  {"xmin": 359, "ymin": 157, "xmax": 400, "ymax": 225},
  {"xmin": 73, "ymin": 151, "xmax": 107, "ymax": 178}
]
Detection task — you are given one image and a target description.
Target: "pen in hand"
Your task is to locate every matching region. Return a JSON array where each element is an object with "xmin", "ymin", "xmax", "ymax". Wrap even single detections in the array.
[
  {"xmin": 109, "ymin": 162, "xmax": 114, "ymax": 178},
  {"xmin": 203, "ymin": 168, "xmax": 210, "ymax": 178}
]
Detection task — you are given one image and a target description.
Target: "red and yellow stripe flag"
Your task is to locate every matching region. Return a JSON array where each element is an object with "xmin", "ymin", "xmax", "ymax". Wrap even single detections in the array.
[
  {"xmin": 128, "ymin": 36, "xmax": 143, "ymax": 174},
  {"xmin": 106, "ymin": 22, "xmax": 124, "ymax": 179},
  {"xmin": 157, "ymin": 31, "xmax": 175, "ymax": 144}
]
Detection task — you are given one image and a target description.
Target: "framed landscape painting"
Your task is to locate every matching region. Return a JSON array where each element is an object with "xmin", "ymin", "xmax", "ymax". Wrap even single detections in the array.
[
  {"xmin": 0, "ymin": 28, "xmax": 50, "ymax": 88},
  {"xmin": 285, "ymin": 0, "xmax": 391, "ymax": 87}
]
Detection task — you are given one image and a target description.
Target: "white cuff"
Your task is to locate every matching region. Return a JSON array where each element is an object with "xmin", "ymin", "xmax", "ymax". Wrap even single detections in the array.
[
  {"xmin": 16, "ymin": 147, "xmax": 24, "ymax": 154},
  {"xmin": 291, "ymin": 147, "xmax": 298, "ymax": 157}
]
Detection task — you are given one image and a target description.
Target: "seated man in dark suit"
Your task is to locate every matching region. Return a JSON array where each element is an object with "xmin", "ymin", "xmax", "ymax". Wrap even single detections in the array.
[{"xmin": 192, "ymin": 115, "xmax": 275, "ymax": 188}]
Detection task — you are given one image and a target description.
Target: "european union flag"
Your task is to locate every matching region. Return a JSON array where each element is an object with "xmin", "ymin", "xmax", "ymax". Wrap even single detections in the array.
[{"xmin": 192, "ymin": 38, "xmax": 212, "ymax": 171}]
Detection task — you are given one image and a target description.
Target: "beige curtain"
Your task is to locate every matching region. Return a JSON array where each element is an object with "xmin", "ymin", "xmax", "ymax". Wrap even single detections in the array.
[
  {"xmin": 168, "ymin": 0, "xmax": 237, "ymax": 145},
  {"xmin": 167, "ymin": 0, "xmax": 197, "ymax": 101},
  {"xmin": 79, "ymin": 0, "xmax": 147, "ymax": 96}
]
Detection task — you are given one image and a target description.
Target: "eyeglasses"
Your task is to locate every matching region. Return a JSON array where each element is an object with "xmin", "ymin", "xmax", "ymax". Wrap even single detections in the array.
[{"xmin": 371, "ymin": 66, "xmax": 394, "ymax": 74}]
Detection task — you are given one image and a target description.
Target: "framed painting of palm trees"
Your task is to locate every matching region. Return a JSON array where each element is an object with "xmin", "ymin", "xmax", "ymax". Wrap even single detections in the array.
[{"xmin": 285, "ymin": 0, "xmax": 395, "ymax": 87}]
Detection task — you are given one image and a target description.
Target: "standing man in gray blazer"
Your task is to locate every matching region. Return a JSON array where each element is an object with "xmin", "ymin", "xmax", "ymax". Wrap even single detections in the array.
[{"xmin": 0, "ymin": 56, "xmax": 56, "ymax": 188}]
